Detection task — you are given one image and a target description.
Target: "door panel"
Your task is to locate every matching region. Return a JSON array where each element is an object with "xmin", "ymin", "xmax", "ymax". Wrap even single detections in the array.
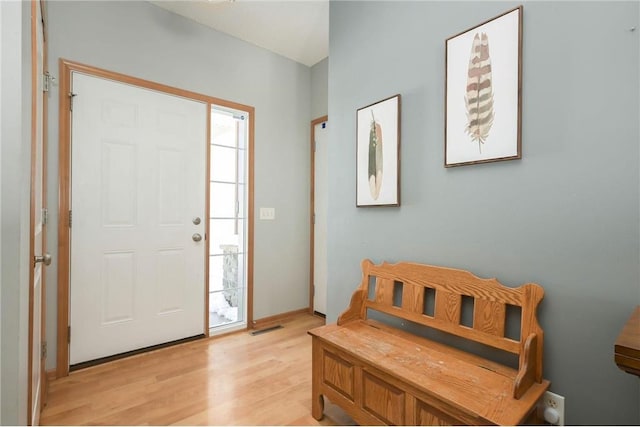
[
  {"xmin": 70, "ymin": 73, "xmax": 207, "ymax": 365},
  {"xmin": 102, "ymin": 141, "xmax": 136, "ymax": 225},
  {"xmin": 101, "ymin": 251, "xmax": 135, "ymax": 324},
  {"xmin": 313, "ymin": 120, "xmax": 328, "ymax": 315},
  {"xmin": 156, "ymin": 248, "xmax": 186, "ymax": 314}
]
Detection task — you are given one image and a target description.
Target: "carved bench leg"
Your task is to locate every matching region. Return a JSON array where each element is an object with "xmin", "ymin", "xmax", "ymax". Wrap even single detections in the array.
[
  {"xmin": 312, "ymin": 393, "xmax": 325, "ymax": 420},
  {"xmin": 311, "ymin": 339, "xmax": 324, "ymax": 420}
]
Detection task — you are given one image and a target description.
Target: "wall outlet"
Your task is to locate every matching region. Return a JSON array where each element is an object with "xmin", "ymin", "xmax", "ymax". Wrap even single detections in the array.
[{"xmin": 539, "ymin": 390, "xmax": 565, "ymax": 426}]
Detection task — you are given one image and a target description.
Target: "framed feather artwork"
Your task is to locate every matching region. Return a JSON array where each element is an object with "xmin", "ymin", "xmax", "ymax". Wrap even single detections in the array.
[
  {"xmin": 356, "ymin": 94, "xmax": 401, "ymax": 207},
  {"xmin": 445, "ymin": 6, "xmax": 523, "ymax": 167}
]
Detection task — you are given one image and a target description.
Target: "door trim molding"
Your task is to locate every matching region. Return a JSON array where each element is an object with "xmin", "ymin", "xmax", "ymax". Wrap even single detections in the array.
[
  {"xmin": 28, "ymin": 3, "xmax": 36, "ymax": 422},
  {"xmin": 309, "ymin": 115, "xmax": 328, "ymax": 314},
  {"xmin": 56, "ymin": 59, "xmax": 255, "ymax": 376}
]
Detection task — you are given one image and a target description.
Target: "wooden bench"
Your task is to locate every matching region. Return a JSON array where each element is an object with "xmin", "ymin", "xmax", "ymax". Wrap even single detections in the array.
[{"xmin": 308, "ymin": 259, "xmax": 550, "ymax": 425}]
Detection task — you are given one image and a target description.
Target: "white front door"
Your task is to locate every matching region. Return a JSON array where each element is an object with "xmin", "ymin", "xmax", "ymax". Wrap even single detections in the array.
[
  {"xmin": 70, "ymin": 73, "xmax": 207, "ymax": 365},
  {"xmin": 29, "ymin": 0, "xmax": 47, "ymax": 423},
  {"xmin": 313, "ymin": 120, "xmax": 328, "ymax": 315}
]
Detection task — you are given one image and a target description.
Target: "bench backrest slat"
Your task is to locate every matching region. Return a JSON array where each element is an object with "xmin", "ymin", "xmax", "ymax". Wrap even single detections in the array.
[
  {"xmin": 474, "ymin": 299, "xmax": 506, "ymax": 337},
  {"xmin": 401, "ymin": 282, "xmax": 423, "ymax": 314},
  {"xmin": 375, "ymin": 278, "xmax": 394, "ymax": 305},
  {"xmin": 435, "ymin": 290, "xmax": 461, "ymax": 324}
]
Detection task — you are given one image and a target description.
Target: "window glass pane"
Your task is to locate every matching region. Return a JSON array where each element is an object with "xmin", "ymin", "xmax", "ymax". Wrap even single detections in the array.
[
  {"xmin": 209, "ymin": 253, "xmax": 241, "ymax": 296},
  {"xmin": 209, "ymin": 255, "xmax": 224, "ymax": 292},
  {"xmin": 210, "ymin": 182, "xmax": 236, "ymax": 218},
  {"xmin": 211, "ymin": 113, "xmax": 237, "ymax": 148},
  {"xmin": 211, "ymin": 145, "xmax": 237, "ymax": 183},
  {"xmin": 209, "ymin": 250, "xmax": 245, "ymax": 327},
  {"xmin": 209, "ymin": 219, "xmax": 239, "ymax": 255},
  {"xmin": 209, "ymin": 287, "xmax": 245, "ymax": 328}
]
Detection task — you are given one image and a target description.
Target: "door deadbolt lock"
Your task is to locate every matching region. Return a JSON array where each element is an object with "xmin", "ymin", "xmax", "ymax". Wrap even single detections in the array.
[
  {"xmin": 34, "ymin": 253, "xmax": 52, "ymax": 266},
  {"xmin": 192, "ymin": 217, "xmax": 201, "ymax": 225},
  {"xmin": 192, "ymin": 233, "xmax": 202, "ymax": 242}
]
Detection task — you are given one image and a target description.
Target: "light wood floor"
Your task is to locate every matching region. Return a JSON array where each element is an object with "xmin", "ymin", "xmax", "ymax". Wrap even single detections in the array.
[{"xmin": 41, "ymin": 314, "xmax": 356, "ymax": 426}]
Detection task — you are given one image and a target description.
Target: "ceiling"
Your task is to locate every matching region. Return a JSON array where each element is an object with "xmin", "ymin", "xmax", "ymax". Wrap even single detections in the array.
[{"xmin": 150, "ymin": 0, "xmax": 329, "ymax": 67}]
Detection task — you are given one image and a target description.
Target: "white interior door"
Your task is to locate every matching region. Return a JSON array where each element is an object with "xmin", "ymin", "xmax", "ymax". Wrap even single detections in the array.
[
  {"xmin": 70, "ymin": 73, "xmax": 207, "ymax": 365},
  {"xmin": 313, "ymin": 120, "xmax": 328, "ymax": 315},
  {"xmin": 29, "ymin": 0, "xmax": 46, "ymax": 423}
]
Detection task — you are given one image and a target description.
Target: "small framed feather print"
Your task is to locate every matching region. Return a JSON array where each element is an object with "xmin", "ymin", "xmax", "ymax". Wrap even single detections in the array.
[
  {"xmin": 356, "ymin": 94, "xmax": 401, "ymax": 207},
  {"xmin": 445, "ymin": 6, "xmax": 522, "ymax": 167}
]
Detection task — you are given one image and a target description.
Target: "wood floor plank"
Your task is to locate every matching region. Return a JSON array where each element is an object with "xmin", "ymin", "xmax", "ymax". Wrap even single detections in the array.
[{"xmin": 41, "ymin": 314, "xmax": 351, "ymax": 426}]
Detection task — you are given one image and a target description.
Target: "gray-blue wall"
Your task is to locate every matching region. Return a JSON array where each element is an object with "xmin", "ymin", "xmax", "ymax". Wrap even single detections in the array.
[
  {"xmin": 46, "ymin": 1, "xmax": 312, "ymax": 370},
  {"xmin": 327, "ymin": 2, "xmax": 640, "ymax": 424},
  {"xmin": 311, "ymin": 57, "xmax": 328, "ymax": 119}
]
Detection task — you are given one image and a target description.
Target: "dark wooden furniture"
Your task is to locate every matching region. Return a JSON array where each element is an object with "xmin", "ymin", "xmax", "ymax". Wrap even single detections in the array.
[
  {"xmin": 308, "ymin": 259, "xmax": 550, "ymax": 425},
  {"xmin": 615, "ymin": 306, "xmax": 640, "ymax": 377}
]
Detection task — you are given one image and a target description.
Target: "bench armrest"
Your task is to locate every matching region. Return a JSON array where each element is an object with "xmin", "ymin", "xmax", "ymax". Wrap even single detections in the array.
[
  {"xmin": 337, "ymin": 288, "xmax": 367, "ymax": 325},
  {"xmin": 513, "ymin": 333, "xmax": 538, "ymax": 399}
]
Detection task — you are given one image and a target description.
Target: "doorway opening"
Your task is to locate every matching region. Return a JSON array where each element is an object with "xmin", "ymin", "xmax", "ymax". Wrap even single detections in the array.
[
  {"xmin": 310, "ymin": 116, "xmax": 328, "ymax": 316},
  {"xmin": 208, "ymin": 105, "xmax": 249, "ymax": 334}
]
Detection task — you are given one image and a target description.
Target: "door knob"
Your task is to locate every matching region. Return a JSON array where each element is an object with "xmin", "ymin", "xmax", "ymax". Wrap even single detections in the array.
[
  {"xmin": 192, "ymin": 217, "xmax": 201, "ymax": 225},
  {"xmin": 34, "ymin": 253, "xmax": 52, "ymax": 266},
  {"xmin": 192, "ymin": 233, "xmax": 202, "ymax": 242}
]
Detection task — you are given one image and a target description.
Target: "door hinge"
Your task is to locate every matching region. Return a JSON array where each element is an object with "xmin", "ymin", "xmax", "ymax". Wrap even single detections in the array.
[
  {"xmin": 41, "ymin": 341, "xmax": 47, "ymax": 359},
  {"xmin": 43, "ymin": 72, "xmax": 55, "ymax": 93},
  {"xmin": 313, "ymin": 213, "xmax": 315, "ymax": 225},
  {"xmin": 69, "ymin": 92, "xmax": 77, "ymax": 111},
  {"xmin": 67, "ymin": 326, "xmax": 71, "ymax": 343},
  {"xmin": 42, "ymin": 208, "xmax": 49, "ymax": 226},
  {"xmin": 68, "ymin": 210, "xmax": 72, "ymax": 228}
]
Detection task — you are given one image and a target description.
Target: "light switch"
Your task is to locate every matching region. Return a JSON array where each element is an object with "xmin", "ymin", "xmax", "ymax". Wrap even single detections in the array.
[{"xmin": 260, "ymin": 207, "xmax": 275, "ymax": 220}]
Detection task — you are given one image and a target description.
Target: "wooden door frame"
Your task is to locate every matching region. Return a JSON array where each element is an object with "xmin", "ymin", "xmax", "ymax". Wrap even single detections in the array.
[
  {"xmin": 56, "ymin": 59, "xmax": 255, "ymax": 377},
  {"xmin": 28, "ymin": 0, "xmax": 48, "ymax": 423},
  {"xmin": 308, "ymin": 115, "xmax": 328, "ymax": 314}
]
